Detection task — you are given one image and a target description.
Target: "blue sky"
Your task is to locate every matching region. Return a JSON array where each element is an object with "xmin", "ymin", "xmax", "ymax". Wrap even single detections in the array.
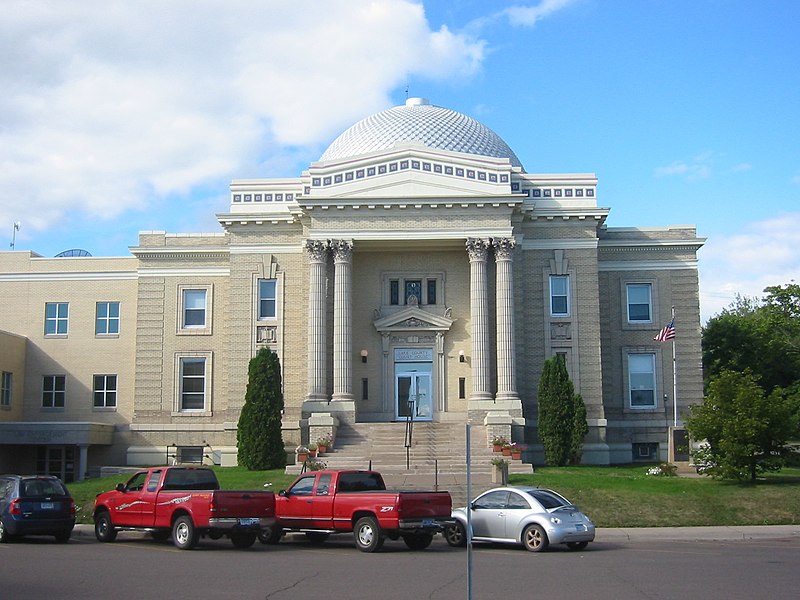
[{"xmin": 1, "ymin": 0, "xmax": 798, "ymax": 321}]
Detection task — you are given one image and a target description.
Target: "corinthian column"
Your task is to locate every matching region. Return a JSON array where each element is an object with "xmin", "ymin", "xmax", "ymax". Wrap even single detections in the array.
[
  {"xmin": 494, "ymin": 237, "xmax": 520, "ymax": 402},
  {"xmin": 330, "ymin": 239, "xmax": 354, "ymax": 402},
  {"xmin": 305, "ymin": 240, "xmax": 328, "ymax": 402},
  {"xmin": 466, "ymin": 238, "xmax": 492, "ymax": 402}
]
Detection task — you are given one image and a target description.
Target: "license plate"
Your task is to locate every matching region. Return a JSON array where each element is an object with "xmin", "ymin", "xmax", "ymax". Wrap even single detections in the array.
[
  {"xmin": 422, "ymin": 518, "xmax": 435, "ymax": 527},
  {"xmin": 238, "ymin": 517, "xmax": 259, "ymax": 526},
  {"xmin": 41, "ymin": 502, "xmax": 55, "ymax": 510}
]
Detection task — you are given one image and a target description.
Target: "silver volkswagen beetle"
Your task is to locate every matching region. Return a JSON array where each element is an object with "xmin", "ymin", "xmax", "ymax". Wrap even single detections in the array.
[{"xmin": 444, "ymin": 486, "xmax": 595, "ymax": 552}]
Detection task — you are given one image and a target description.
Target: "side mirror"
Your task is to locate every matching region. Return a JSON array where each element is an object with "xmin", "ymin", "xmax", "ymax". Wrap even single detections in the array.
[
  {"xmin": 115, "ymin": 483, "xmax": 125, "ymax": 492},
  {"xmin": 278, "ymin": 490, "xmax": 287, "ymax": 497}
]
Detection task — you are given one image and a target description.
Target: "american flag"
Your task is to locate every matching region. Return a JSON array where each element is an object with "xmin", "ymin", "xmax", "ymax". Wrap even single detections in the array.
[{"xmin": 654, "ymin": 318, "xmax": 676, "ymax": 342}]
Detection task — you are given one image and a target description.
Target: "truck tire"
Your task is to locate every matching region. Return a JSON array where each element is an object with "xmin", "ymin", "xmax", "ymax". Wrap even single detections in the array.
[
  {"xmin": 402, "ymin": 532, "xmax": 433, "ymax": 550},
  {"xmin": 94, "ymin": 511, "xmax": 117, "ymax": 543},
  {"xmin": 172, "ymin": 515, "xmax": 199, "ymax": 550},
  {"xmin": 258, "ymin": 525, "xmax": 282, "ymax": 544},
  {"xmin": 230, "ymin": 531, "xmax": 257, "ymax": 549},
  {"xmin": 354, "ymin": 516, "xmax": 384, "ymax": 553}
]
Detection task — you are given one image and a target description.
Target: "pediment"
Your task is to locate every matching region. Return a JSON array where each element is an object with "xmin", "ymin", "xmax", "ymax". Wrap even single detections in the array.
[{"xmin": 373, "ymin": 306, "xmax": 453, "ymax": 332}]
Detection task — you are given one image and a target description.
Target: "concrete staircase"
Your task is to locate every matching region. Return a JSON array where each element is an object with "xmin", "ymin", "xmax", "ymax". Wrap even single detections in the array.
[{"xmin": 287, "ymin": 422, "xmax": 533, "ymax": 505}]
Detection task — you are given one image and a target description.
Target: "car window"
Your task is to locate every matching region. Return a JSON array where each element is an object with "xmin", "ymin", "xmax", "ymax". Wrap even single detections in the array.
[
  {"xmin": 316, "ymin": 473, "xmax": 332, "ymax": 496},
  {"xmin": 530, "ymin": 490, "xmax": 569, "ymax": 510},
  {"xmin": 22, "ymin": 478, "xmax": 66, "ymax": 497},
  {"xmin": 162, "ymin": 468, "xmax": 219, "ymax": 491},
  {"xmin": 125, "ymin": 472, "xmax": 148, "ymax": 492},
  {"xmin": 146, "ymin": 470, "xmax": 162, "ymax": 492},
  {"xmin": 338, "ymin": 472, "xmax": 385, "ymax": 492},
  {"xmin": 507, "ymin": 492, "xmax": 531, "ymax": 510},
  {"xmin": 0, "ymin": 479, "xmax": 13, "ymax": 499},
  {"xmin": 289, "ymin": 476, "xmax": 315, "ymax": 496},
  {"xmin": 473, "ymin": 490, "xmax": 509, "ymax": 510}
]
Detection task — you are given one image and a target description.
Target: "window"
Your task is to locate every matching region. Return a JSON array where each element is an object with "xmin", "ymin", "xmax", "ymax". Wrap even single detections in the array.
[
  {"xmin": 182, "ymin": 289, "xmax": 207, "ymax": 328},
  {"xmin": 390, "ymin": 280, "xmax": 399, "ymax": 305},
  {"xmin": 288, "ymin": 475, "xmax": 315, "ymax": 496},
  {"xmin": 42, "ymin": 375, "xmax": 66, "ymax": 408},
  {"xmin": 44, "ymin": 302, "xmax": 69, "ymax": 335},
  {"xmin": 93, "ymin": 374, "xmax": 117, "ymax": 408},
  {"xmin": 628, "ymin": 353, "xmax": 656, "ymax": 408},
  {"xmin": 405, "ymin": 280, "xmax": 422, "ymax": 304},
  {"xmin": 96, "ymin": 301, "xmax": 120, "ymax": 335},
  {"xmin": 427, "ymin": 279, "xmax": 437, "ymax": 305},
  {"xmin": 458, "ymin": 377, "xmax": 466, "ymax": 400},
  {"xmin": 627, "ymin": 283, "xmax": 652, "ymax": 322},
  {"xmin": 361, "ymin": 378, "xmax": 369, "ymax": 401},
  {"xmin": 180, "ymin": 357, "xmax": 206, "ymax": 411},
  {"xmin": 1, "ymin": 372, "xmax": 11, "ymax": 407},
  {"xmin": 550, "ymin": 275, "xmax": 569, "ymax": 316},
  {"xmin": 258, "ymin": 279, "xmax": 277, "ymax": 319}
]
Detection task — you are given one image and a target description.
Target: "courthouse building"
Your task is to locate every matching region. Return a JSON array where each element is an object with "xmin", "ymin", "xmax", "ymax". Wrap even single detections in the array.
[{"xmin": 0, "ymin": 98, "xmax": 704, "ymax": 480}]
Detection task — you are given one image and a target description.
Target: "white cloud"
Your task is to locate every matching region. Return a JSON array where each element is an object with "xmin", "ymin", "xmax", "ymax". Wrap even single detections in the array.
[
  {"xmin": 500, "ymin": 0, "xmax": 578, "ymax": 27},
  {"xmin": 655, "ymin": 151, "xmax": 713, "ymax": 180},
  {"xmin": 699, "ymin": 212, "xmax": 800, "ymax": 322},
  {"xmin": 0, "ymin": 0, "xmax": 487, "ymax": 234}
]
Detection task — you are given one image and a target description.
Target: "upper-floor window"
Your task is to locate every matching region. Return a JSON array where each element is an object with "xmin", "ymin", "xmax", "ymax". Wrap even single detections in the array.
[
  {"xmin": 1, "ymin": 372, "xmax": 11, "ymax": 407},
  {"xmin": 550, "ymin": 275, "xmax": 570, "ymax": 316},
  {"xmin": 180, "ymin": 357, "xmax": 206, "ymax": 411},
  {"xmin": 42, "ymin": 375, "xmax": 66, "ymax": 408},
  {"xmin": 388, "ymin": 275, "xmax": 440, "ymax": 306},
  {"xmin": 258, "ymin": 279, "xmax": 277, "ymax": 320},
  {"xmin": 96, "ymin": 302, "xmax": 120, "ymax": 335},
  {"xmin": 626, "ymin": 283, "xmax": 652, "ymax": 323},
  {"xmin": 182, "ymin": 289, "xmax": 207, "ymax": 328},
  {"xmin": 628, "ymin": 353, "xmax": 656, "ymax": 408},
  {"xmin": 93, "ymin": 374, "xmax": 117, "ymax": 408},
  {"xmin": 44, "ymin": 302, "xmax": 69, "ymax": 335}
]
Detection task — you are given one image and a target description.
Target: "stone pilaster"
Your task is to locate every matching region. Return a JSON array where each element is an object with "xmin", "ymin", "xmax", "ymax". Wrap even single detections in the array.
[
  {"xmin": 305, "ymin": 240, "xmax": 328, "ymax": 401},
  {"xmin": 466, "ymin": 238, "xmax": 492, "ymax": 402},
  {"xmin": 494, "ymin": 237, "xmax": 520, "ymax": 402}
]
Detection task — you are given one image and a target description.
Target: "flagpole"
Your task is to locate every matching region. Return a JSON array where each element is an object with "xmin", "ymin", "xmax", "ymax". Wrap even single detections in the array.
[{"xmin": 671, "ymin": 306, "xmax": 677, "ymax": 427}]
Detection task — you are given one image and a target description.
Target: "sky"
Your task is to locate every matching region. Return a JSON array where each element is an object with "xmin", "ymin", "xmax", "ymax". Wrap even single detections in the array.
[{"xmin": 1, "ymin": 0, "xmax": 798, "ymax": 323}]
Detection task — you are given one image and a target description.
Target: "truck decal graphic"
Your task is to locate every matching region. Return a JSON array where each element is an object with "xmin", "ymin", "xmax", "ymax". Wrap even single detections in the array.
[
  {"xmin": 116, "ymin": 500, "xmax": 148, "ymax": 511},
  {"xmin": 158, "ymin": 495, "xmax": 192, "ymax": 506}
]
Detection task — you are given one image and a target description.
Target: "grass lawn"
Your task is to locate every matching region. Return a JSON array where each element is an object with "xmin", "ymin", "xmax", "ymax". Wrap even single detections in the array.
[{"xmin": 67, "ymin": 465, "xmax": 800, "ymax": 528}]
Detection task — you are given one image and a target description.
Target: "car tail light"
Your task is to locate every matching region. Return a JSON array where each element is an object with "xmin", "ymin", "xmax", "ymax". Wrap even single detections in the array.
[
  {"xmin": 210, "ymin": 495, "xmax": 218, "ymax": 513},
  {"xmin": 9, "ymin": 498, "xmax": 22, "ymax": 516},
  {"xmin": 70, "ymin": 499, "xmax": 77, "ymax": 516}
]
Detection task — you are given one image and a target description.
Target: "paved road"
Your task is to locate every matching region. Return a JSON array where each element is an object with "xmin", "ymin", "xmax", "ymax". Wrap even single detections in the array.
[{"xmin": 1, "ymin": 525, "xmax": 798, "ymax": 600}]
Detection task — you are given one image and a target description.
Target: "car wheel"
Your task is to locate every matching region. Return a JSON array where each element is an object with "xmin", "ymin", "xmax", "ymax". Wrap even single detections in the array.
[
  {"xmin": 305, "ymin": 532, "xmax": 330, "ymax": 544},
  {"xmin": 567, "ymin": 541, "xmax": 589, "ymax": 551},
  {"xmin": 94, "ymin": 511, "xmax": 118, "ymax": 543},
  {"xmin": 0, "ymin": 518, "xmax": 14, "ymax": 543},
  {"xmin": 55, "ymin": 530, "xmax": 72, "ymax": 543},
  {"xmin": 258, "ymin": 525, "xmax": 283, "ymax": 545},
  {"xmin": 354, "ymin": 516, "xmax": 384, "ymax": 553},
  {"xmin": 172, "ymin": 515, "xmax": 198, "ymax": 550},
  {"xmin": 231, "ymin": 532, "xmax": 257, "ymax": 549},
  {"xmin": 402, "ymin": 532, "xmax": 433, "ymax": 550},
  {"xmin": 522, "ymin": 524, "xmax": 549, "ymax": 552},
  {"xmin": 443, "ymin": 522, "xmax": 467, "ymax": 547}
]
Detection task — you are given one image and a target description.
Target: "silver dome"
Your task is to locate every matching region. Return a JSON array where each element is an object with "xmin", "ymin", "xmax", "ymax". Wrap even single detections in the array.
[{"xmin": 319, "ymin": 98, "xmax": 523, "ymax": 169}]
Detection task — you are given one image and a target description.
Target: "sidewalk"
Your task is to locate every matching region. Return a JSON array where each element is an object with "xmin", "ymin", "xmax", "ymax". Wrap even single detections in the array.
[{"xmin": 71, "ymin": 523, "xmax": 800, "ymax": 542}]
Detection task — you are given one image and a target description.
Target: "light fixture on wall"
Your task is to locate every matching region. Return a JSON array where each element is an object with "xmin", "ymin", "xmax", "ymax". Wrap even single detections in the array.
[
  {"xmin": 361, "ymin": 349, "xmax": 368, "ymax": 363},
  {"xmin": 458, "ymin": 350, "xmax": 465, "ymax": 363}
]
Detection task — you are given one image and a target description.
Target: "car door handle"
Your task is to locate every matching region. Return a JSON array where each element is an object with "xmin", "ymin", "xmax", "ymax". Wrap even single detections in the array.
[{"xmin": 497, "ymin": 512, "xmax": 505, "ymax": 517}]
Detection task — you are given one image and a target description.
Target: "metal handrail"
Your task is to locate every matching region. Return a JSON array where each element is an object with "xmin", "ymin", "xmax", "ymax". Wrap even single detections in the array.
[{"xmin": 404, "ymin": 399, "xmax": 414, "ymax": 469}]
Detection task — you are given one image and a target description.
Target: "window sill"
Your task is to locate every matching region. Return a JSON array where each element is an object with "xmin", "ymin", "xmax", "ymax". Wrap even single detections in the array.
[{"xmin": 171, "ymin": 410, "xmax": 213, "ymax": 417}]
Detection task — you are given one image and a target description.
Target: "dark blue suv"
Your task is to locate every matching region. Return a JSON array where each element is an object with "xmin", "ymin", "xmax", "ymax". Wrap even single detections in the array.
[{"xmin": 0, "ymin": 475, "xmax": 76, "ymax": 543}]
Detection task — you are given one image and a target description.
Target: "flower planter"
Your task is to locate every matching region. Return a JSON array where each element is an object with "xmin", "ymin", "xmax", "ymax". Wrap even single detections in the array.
[
  {"xmin": 510, "ymin": 451, "xmax": 521, "ymax": 460},
  {"xmin": 296, "ymin": 452, "xmax": 308, "ymax": 463},
  {"xmin": 502, "ymin": 447, "xmax": 511, "ymax": 456},
  {"xmin": 317, "ymin": 445, "xmax": 327, "ymax": 454},
  {"xmin": 493, "ymin": 444, "xmax": 503, "ymax": 453},
  {"xmin": 308, "ymin": 450, "xmax": 317, "ymax": 458}
]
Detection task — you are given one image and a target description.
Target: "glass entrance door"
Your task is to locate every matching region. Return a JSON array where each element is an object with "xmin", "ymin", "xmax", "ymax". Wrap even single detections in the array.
[{"xmin": 396, "ymin": 372, "xmax": 432, "ymax": 421}]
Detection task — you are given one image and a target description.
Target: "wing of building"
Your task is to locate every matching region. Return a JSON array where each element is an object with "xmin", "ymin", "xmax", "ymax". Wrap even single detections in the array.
[{"xmin": 0, "ymin": 98, "xmax": 704, "ymax": 480}]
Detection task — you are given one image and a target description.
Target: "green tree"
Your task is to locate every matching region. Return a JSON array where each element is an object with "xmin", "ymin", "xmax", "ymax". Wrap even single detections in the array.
[
  {"xmin": 537, "ymin": 356, "xmax": 588, "ymax": 466},
  {"xmin": 686, "ymin": 369, "xmax": 799, "ymax": 482},
  {"xmin": 703, "ymin": 284, "xmax": 800, "ymax": 394},
  {"xmin": 237, "ymin": 347, "xmax": 285, "ymax": 470}
]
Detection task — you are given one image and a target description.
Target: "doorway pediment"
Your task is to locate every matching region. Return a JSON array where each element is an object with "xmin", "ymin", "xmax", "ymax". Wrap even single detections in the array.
[{"xmin": 373, "ymin": 306, "xmax": 453, "ymax": 333}]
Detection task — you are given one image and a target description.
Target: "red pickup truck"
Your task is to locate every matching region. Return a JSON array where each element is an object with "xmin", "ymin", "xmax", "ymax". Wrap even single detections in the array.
[
  {"xmin": 265, "ymin": 470, "xmax": 453, "ymax": 552},
  {"xmin": 93, "ymin": 466, "xmax": 275, "ymax": 550}
]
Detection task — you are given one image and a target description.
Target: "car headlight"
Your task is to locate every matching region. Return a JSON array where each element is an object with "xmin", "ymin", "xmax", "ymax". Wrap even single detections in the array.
[{"xmin": 550, "ymin": 516, "xmax": 561, "ymax": 525}]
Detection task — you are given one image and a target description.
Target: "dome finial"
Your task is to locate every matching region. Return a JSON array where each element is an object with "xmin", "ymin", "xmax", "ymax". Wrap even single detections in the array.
[{"xmin": 405, "ymin": 97, "xmax": 430, "ymax": 107}]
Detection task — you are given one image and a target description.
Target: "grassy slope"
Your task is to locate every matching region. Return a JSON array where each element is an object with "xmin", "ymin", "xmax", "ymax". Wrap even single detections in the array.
[{"xmin": 68, "ymin": 466, "xmax": 800, "ymax": 528}]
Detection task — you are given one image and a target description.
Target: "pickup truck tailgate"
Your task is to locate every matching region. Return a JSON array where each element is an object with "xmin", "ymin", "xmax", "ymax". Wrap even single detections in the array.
[
  {"xmin": 212, "ymin": 491, "xmax": 275, "ymax": 517},
  {"xmin": 397, "ymin": 491, "xmax": 452, "ymax": 518}
]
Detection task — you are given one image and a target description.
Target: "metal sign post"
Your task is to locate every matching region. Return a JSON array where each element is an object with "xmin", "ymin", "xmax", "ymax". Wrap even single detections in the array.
[{"xmin": 466, "ymin": 423, "xmax": 473, "ymax": 600}]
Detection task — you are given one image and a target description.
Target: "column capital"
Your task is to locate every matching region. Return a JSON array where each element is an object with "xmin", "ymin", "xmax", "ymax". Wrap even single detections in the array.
[
  {"xmin": 466, "ymin": 237, "xmax": 490, "ymax": 261},
  {"xmin": 305, "ymin": 239, "xmax": 329, "ymax": 262},
  {"xmin": 492, "ymin": 237, "xmax": 517, "ymax": 260},
  {"xmin": 330, "ymin": 239, "xmax": 353, "ymax": 262}
]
